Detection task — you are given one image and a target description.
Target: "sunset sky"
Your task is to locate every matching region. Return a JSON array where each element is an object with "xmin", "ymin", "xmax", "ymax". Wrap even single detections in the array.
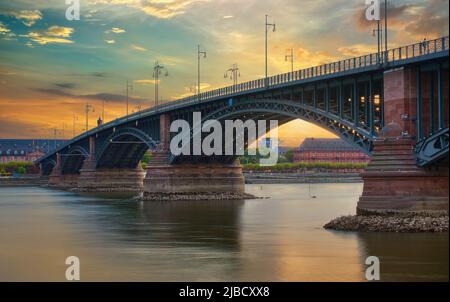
[{"xmin": 0, "ymin": 0, "xmax": 448, "ymax": 146}]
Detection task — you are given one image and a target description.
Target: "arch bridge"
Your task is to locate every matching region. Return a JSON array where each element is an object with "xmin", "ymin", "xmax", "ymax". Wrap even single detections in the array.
[{"xmin": 38, "ymin": 37, "xmax": 449, "ymax": 213}]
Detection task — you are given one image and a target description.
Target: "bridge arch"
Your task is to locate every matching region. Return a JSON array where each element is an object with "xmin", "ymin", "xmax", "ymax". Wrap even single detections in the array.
[
  {"xmin": 96, "ymin": 127, "xmax": 159, "ymax": 169},
  {"xmin": 171, "ymin": 99, "xmax": 374, "ymax": 163},
  {"xmin": 61, "ymin": 146, "xmax": 89, "ymax": 175},
  {"xmin": 41, "ymin": 159, "xmax": 56, "ymax": 176}
]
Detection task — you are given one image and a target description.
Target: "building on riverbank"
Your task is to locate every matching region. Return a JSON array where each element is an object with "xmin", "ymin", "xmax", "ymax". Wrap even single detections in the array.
[
  {"xmin": 0, "ymin": 139, "xmax": 64, "ymax": 163},
  {"xmin": 294, "ymin": 138, "xmax": 370, "ymax": 164}
]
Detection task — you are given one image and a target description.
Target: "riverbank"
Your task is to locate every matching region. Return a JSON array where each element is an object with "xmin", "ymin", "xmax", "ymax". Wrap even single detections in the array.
[
  {"xmin": 0, "ymin": 176, "xmax": 46, "ymax": 187},
  {"xmin": 324, "ymin": 212, "xmax": 449, "ymax": 233},
  {"xmin": 245, "ymin": 172, "xmax": 362, "ymax": 184}
]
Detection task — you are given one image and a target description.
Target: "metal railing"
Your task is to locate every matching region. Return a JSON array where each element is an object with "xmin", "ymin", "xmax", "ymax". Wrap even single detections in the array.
[
  {"xmin": 156, "ymin": 36, "xmax": 448, "ymax": 112},
  {"xmin": 38, "ymin": 36, "xmax": 449, "ymax": 161}
]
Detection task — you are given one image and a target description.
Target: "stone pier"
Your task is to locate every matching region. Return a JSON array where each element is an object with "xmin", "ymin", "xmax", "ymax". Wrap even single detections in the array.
[
  {"xmin": 48, "ymin": 153, "xmax": 80, "ymax": 189},
  {"xmin": 76, "ymin": 137, "xmax": 146, "ymax": 193},
  {"xmin": 143, "ymin": 114, "xmax": 246, "ymax": 200},
  {"xmin": 357, "ymin": 67, "xmax": 449, "ymax": 214}
]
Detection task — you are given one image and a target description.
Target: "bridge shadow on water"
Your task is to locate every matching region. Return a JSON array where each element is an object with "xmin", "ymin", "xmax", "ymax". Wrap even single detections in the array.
[{"xmin": 70, "ymin": 192, "xmax": 245, "ymax": 252}]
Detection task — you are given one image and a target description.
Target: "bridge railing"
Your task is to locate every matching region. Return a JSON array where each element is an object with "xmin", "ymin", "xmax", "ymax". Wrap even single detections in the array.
[
  {"xmin": 150, "ymin": 36, "xmax": 448, "ymax": 112},
  {"xmin": 52, "ymin": 36, "xmax": 449, "ymax": 154}
]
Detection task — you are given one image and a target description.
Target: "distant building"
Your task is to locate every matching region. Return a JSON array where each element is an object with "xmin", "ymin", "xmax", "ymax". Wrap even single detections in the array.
[
  {"xmin": 293, "ymin": 138, "xmax": 370, "ymax": 164},
  {"xmin": 0, "ymin": 139, "xmax": 65, "ymax": 163}
]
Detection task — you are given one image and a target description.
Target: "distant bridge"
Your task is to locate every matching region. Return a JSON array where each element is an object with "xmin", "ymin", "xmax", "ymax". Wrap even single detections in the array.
[{"xmin": 37, "ymin": 36, "xmax": 449, "ymax": 213}]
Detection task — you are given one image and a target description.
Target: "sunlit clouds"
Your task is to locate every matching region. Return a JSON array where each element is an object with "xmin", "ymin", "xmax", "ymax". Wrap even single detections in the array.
[{"xmin": 0, "ymin": 0, "xmax": 448, "ymax": 142}]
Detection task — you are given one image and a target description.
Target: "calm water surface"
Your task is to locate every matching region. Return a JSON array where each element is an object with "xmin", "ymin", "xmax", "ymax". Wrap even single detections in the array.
[{"xmin": 0, "ymin": 184, "xmax": 448, "ymax": 281}]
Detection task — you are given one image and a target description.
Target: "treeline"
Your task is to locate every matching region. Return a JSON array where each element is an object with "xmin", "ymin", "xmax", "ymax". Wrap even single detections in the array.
[
  {"xmin": 0, "ymin": 162, "xmax": 40, "ymax": 175},
  {"xmin": 243, "ymin": 162, "xmax": 368, "ymax": 172}
]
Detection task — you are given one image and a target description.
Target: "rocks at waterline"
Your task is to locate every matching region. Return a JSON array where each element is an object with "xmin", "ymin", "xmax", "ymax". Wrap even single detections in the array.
[
  {"xmin": 324, "ymin": 212, "xmax": 449, "ymax": 233},
  {"xmin": 142, "ymin": 192, "xmax": 260, "ymax": 201}
]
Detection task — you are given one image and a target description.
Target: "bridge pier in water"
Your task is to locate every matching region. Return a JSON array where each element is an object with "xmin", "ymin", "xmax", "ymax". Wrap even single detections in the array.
[
  {"xmin": 358, "ymin": 66, "xmax": 449, "ymax": 214},
  {"xmin": 48, "ymin": 153, "xmax": 80, "ymax": 189},
  {"xmin": 142, "ymin": 114, "xmax": 246, "ymax": 200},
  {"xmin": 76, "ymin": 137, "xmax": 146, "ymax": 192}
]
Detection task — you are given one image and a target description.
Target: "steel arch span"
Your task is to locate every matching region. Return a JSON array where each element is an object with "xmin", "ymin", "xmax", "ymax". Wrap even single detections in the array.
[
  {"xmin": 170, "ymin": 98, "xmax": 374, "ymax": 164},
  {"xmin": 60, "ymin": 145, "xmax": 89, "ymax": 175},
  {"xmin": 95, "ymin": 127, "xmax": 159, "ymax": 169}
]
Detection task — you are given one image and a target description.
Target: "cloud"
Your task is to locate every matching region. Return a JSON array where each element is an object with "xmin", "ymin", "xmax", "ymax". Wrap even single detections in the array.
[
  {"xmin": 105, "ymin": 27, "xmax": 126, "ymax": 34},
  {"xmin": 32, "ymin": 88, "xmax": 148, "ymax": 104},
  {"xmin": 0, "ymin": 21, "xmax": 10, "ymax": 34},
  {"xmin": 54, "ymin": 83, "xmax": 78, "ymax": 89},
  {"xmin": 135, "ymin": 79, "xmax": 158, "ymax": 85},
  {"xmin": 1, "ymin": 10, "xmax": 43, "ymax": 27},
  {"xmin": 23, "ymin": 26, "xmax": 75, "ymax": 45},
  {"xmin": 105, "ymin": 39, "xmax": 116, "ymax": 44},
  {"xmin": 337, "ymin": 44, "xmax": 378, "ymax": 57},
  {"xmin": 92, "ymin": 0, "xmax": 210, "ymax": 19},
  {"xmin": 131, "ymin": 44, "xmax": 146, "ymax": 51}
]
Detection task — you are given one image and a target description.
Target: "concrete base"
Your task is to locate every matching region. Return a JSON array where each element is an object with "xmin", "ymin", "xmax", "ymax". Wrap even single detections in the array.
[
  {"xmin": 143, "ymin": 153, "xmax": 245, "ymax": 200},
  {"xmin": 357, "ymin": 138, "xmax": 449, "ymax": 214},
  {"xmin": 77, "ymin": 164, "xmax": 146, "ymax": 192},
  {"xmin": 48, "ymin": 173, "xmax": 79, "ymax": 189}
]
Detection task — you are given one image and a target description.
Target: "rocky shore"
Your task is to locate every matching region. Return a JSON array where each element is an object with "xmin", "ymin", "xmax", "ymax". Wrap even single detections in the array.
[
  {"xmin": 324, "ymin": 212, "xmax": 449, "ymax": 233},
  {"xmin": 142, "ymin": 192, "xmax": 260, "ymax": 201}
]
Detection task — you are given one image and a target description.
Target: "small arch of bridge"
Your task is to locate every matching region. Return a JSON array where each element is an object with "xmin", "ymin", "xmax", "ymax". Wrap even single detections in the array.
[{"xmin": 95, "ymin": 127, "xmax": 159, "ymax": 169}]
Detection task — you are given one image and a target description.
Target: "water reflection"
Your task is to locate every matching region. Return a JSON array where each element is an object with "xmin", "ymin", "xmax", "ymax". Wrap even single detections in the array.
[
  {"xmin": 357, "ymin": 232, "xmax": 449, "ymax": 282},
  {"xmin": 0, "ymin": 185, "xmax": 448, "ymax": 281}
]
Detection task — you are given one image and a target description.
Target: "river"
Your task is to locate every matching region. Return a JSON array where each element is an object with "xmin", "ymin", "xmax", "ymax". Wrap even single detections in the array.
[{"xmin": 0, "ymin": 184, "xmax": 447, "ymax": 281}]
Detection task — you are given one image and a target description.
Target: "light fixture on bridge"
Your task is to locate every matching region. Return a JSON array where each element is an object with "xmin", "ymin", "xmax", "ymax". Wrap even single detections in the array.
[
  {"xmin": 265, "ymin": 14, "xmax": 276, "ymax": 86},
  {"xmin": 153, "ymin": 61, "xmax": 168, "ymax": 108},
  {"xmin": 197, "ymin": 45, "xmax": 207, "ymax": 102},
  {"xmin": 224, "ymin": 64, "xmax": 241, "ymax": 89}
]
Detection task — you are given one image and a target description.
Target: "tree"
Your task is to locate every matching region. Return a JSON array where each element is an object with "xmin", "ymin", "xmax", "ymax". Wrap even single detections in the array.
[{"xmin": 284, "ymin": 149, "xmax": 295, "ymax": 163}]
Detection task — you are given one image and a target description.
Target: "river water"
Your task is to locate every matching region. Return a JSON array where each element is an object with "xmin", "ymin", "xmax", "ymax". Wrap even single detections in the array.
[{"xmin": 0, "ymin": 184, "xmax": 447, "ymax": 282}]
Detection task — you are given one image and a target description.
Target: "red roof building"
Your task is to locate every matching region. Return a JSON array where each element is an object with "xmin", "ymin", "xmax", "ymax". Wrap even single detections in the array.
[{"xmin": 294, "ymin": 138, "xmax": 370, "ymax": 164}]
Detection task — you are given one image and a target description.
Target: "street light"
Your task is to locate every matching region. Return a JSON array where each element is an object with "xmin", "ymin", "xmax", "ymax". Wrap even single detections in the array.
[
  {"xmin": 72, "ymin": 113, "xmax": 78, "ymax": 138},
  {"xmin": 153, "ymin": 61, "xmax": 168, "ymax": 108},
  {"xmin": 224, "ymin": 64, "xmax": 240, "ymax": 92},
  {"xmin": 265, "ymin": 14, "xmax": 276, "ymax": 86},
  {"xmin": 285, "ymin": 48, "xmax": 294, "ymax": 73},
  {"xmin": 384, "ymin": 0, "xmax": 388, "ymax": 63},
  {"xmin": 372, "ymin": 21, "xmax": 383, "ymax": 64},
  {"xmin": 197, "ymin": 44, "xmax": 207, "ymax": 101},
  {"xmin": 85, "ymin": 102, "xmax": 94, "ymax": 131},
  {"xmin": 126, "ymin": 80, "xmax": 133, "ymax": 116}
]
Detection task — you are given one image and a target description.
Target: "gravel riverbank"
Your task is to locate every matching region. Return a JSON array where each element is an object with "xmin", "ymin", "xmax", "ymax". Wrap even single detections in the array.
[{"xmin": 324, "ymin": 212, "xmax": 449, "ymax": 233}]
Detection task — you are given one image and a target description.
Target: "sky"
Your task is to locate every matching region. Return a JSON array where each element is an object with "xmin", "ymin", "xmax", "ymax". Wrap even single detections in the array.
[{"xmin": 0, "ymin": 0, "xmax": 448, "ymax": 146}]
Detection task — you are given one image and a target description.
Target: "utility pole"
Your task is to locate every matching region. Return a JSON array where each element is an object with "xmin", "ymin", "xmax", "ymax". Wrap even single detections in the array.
[
  {"xmin": 72, "ymin": 113, "xmax": 78, "ymax": 138},
  {"xmin": 153, "ymin": 61, "xmax": 168, "ymax": 108},
  {"xmin": 197, "ymin": 44, "xmax": 207, "ymax": 102},
  {"xmin": 102, "ymin": 100, "xmax": 105, "ymax": 121},
  {"xmin": 85, "ymin": 103, "xmax": 94, "ymax": 132},
  {"xmin": 126, "ymin": 80, "xmax": 133, "ymax": 116},
  {"xmin": 265, "ymin": 14, "xmax": 276, "ymax": 86},
  {"xmin": 373, "ymin": 21, "xmax": 383, "ymax": 64},
  {"xmin": 285, "ymin": 48, "xmax": 294, "ymax": 73},
  {"xmin": 384, "ymin": 0, "xmax": 388, "ymax": 63},
  {"xmin": 224, "ymin": 64, "xmax": 240, "ymax": 92}
]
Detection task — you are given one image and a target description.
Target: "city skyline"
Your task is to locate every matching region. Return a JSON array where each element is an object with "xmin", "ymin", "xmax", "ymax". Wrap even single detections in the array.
[{"xmin": 0, "ymin": 0, "xmax": 448, "ymax": 146}]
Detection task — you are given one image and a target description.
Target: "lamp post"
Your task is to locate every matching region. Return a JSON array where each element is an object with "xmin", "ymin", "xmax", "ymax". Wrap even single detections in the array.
[
  {"xmin": 126, "ymin": 80, "xmax": 133, "ymax": 116},
  {"xmin": 285, "ymin": 48, "xmax": 294, "ymax": 73},
  {"xmin": 384, "ymin": 0, "xmax": 388, "ymax": 63},
  {"xmin": 372, "ymin": 21, "xmax": 383, "ymax": 64},
  {"xmin": 197, "ymin": 45, "xmax": 207, "ymax": 102},
  {"xmin": 265, "ymin": 14, "xmax": 276, "ymax": 86},
  {"xmin": 224, "ymin": 64, "xmax": 240, "ymax": 92},
  {"xmin": 153, "ymin": 61, "xmax": 168, "ymax": 108},
  {"xmin": 72, "ymin": 113, "xmax": 78, "ymax": 138},
  {"xmin": 85, "ymin": 103, "xmax": 94, "ymax": 132}
]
